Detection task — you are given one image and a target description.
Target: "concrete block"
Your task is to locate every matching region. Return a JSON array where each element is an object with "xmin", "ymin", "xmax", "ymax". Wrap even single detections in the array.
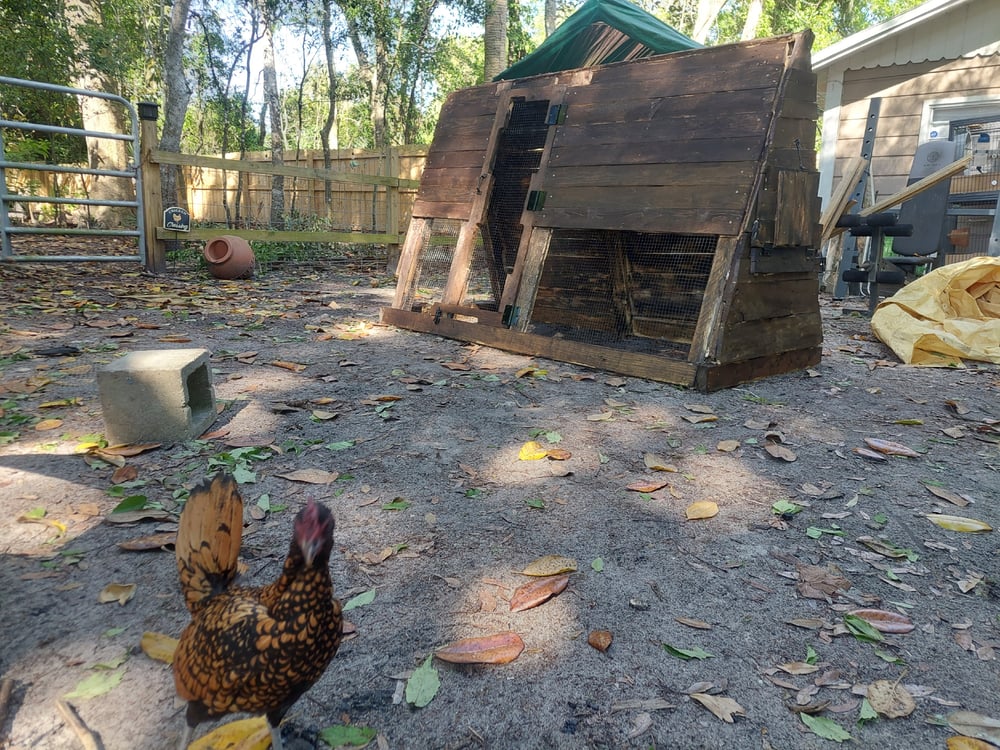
[{"xmin": 97, "ymin": 348, "xmax": 216, "ymax": 445}]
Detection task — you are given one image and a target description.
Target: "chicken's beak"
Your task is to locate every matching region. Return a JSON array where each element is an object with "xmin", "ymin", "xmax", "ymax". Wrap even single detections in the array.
[{"xmin": 302, "ymin": 540, "xmax": 321, "ymax": 567}]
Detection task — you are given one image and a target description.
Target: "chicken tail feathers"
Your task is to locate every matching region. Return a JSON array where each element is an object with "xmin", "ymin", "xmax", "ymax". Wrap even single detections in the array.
[{"xmin": 176, "ymin": 472, "xmax": 244, "ymax": 612}]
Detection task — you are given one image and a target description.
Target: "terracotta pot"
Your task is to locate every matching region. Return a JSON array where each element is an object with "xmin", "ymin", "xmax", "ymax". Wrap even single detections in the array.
[{"xmin": 203, "ymin": 235, "xmax": 255, "ymax": 279}]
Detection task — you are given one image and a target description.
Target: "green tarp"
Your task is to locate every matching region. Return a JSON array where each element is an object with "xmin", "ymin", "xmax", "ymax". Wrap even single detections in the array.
[{"xmin": 495, "ymin": 0, "xmax": 701, "ymax": 81}]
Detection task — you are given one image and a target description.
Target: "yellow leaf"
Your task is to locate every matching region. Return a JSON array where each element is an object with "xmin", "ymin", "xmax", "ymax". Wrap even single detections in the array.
[
  {"xmin": 644, "ymin": 453, "xmax": 678, "ymax": 472},
  {"xmin": 98, "ymin": 583, "xmax": 137, "ymax": 606},
  {"xmin": 189, "ymin": 716, "xmax": 271, "ymax": 750},
  {"xmin": 586, "ymin": 411, "xmax": 615, "ymax": 422},
  {"xmin": 947, "ymin": 736, "xmax": 1000, "ymax": 750},
  {"xmin": 140, "ymin": 631, "xmax": 178, "ymax": 664},
  {"xmin": 34, "ymin": 418, "xmax": 63, "ymax": 431},
  {"xmin": 685, "ymin": 501, "xmax": 718, "ymax": 520},
  {"xmin": 522, "ymin": 555, "xmax": 578, "ymax": 576},
  {"xmin": 927, "ymin": 514, "xmax": 992, "ymax": 533},
  {"xmin": 518, "ymin": 441, "xmax": 549, "ymax": 461}
]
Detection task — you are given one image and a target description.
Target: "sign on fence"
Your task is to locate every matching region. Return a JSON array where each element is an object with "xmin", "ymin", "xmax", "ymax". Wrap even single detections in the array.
[{"xmin": 163, "ymin": 206, "xmax": 191, "ymax": 232}]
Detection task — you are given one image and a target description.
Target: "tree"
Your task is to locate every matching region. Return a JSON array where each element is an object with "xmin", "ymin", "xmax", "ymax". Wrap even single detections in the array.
[
  {"xmin": 484, "ymin": 0, "xmax": 508, "ymax": 80},
  {"xmin": 160, "ymin": 0, "xmax": 193, "ymax": 210}
]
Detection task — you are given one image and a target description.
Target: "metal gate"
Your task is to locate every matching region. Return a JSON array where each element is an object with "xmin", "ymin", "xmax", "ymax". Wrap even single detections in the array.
[{"xmin": 0, "ymin": 76, "xmax": 145, "ymax": 263}]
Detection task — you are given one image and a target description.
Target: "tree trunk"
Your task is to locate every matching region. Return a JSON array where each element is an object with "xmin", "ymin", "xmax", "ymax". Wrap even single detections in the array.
[
  {"xmin": 544, "ymin": 0, "xmax": 556, "ymax": 36},
  {"xmin": 261, "ymin": 23, "xmax": 285, "ymax": 229},
  {"xmin": 740, "ymin": 0, "xmax": 763, "ymax": 40},
  {"xmin": 62, "ymin": 0, "xmax": 133, "ymax": 227},
  {"xmin": 319, "ymin": 0, "xmax": 338, "ymax": 213},
  {"xmin": 484, "ymin": 0, "xmax": 509, "ymax": 81},
  {"xmin": 160, "ymin": 0, "xmax": 192, "ymax": 211},
  {"xmin": 691, "ymin": 0, "xmax": 727, "ymax": 43}
]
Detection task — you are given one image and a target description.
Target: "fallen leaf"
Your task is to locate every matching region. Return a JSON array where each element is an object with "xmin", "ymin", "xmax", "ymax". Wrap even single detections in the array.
[
  {"xmin": 509, "ymin": 574, "xmax": 570, "ymax": 612},
  {"xmin": 140, "ymin": 631, "xmax": 178, "ymax": 664},
  {"xmin": 926, "ymin": 514, "xmax": 992, "ymax": 533},
  {"xmin": 546, "ymin": 448, "xmax": 572, "ymax": 460},
  {"xmin": 947, "ymin": 711, "xmax": 1000, "ymax": 745},
  {"xmin": 271, "ymin": 360, "xmax": 308, "ymax": 372},
  {"xmin": 764, "ymin": 443, "xmax": 797, "ymax": 462},
  {"xmin": 716, "ymin": 440, "xmax": 740, "ymax": 452},
  {"xmin": 685, "ymin": 501, "xmax": 718, "ymax": 520},
  {"xmin": 34, "ymin": 418, "xmax": 63, "ymax": 431},
  {"xmin": 626, "ymin": 478, "xmax": 669, "ymax": 493},
  {"xmin": 111, "ymin": 465, "xmax": 139, "ymax": 484},
  {"xmin": 846, "ymin": 609, "xmax": 914, "ymax": 634},
  {"xmin": 588, "ymin": 630, "xmax": 613, "ymax": 652},
  {"xmin": 586, "ymin": 411, "xmax": 614, "ymax": 422},
  {"xmin": 521, "ymin": 555, "xmax": 577, "ymax": 576},
  {"xmin": 98, "ymin": 583, "xmax": 137, "ymax": 606},
  {"xmin": 100, "ymin": 443, "xmax": 162, "ymax": 457},
  {"xmin": 644, "ymin": 453, "xmax": 678, "ymax": 471},
  {"xmin": 684, "ymin": 403, "xmax": 715, "ymax": 414},
  {"xmin": 103, "ymin": 509, "xmax": 171, "ymax": 524},
  {"xmin": 627, "ymin": 712, "xmax": 652, "ymax": 739},
  {"xmin": 276, "ymin": 468, "xmax": 340, "ymax": 484},
  {"xmin": 683, "ymin": 414, "xmax": 717, "ymax": 424},
  {"xmin": 64, "ymin": 669, "xmax": 125, "ymax": 700},
  {"xmin": 924, "ymin": 484, "xmax": 970, "ymax": 507},
  {"xmin": 611, "ymin": 698, "xmax": 675, "ymax": 712},
  {"xmin": 946, "ymin": 737, "xmax": 1000, "ymax": 750},
  {"xmin": 778, "ymin": 662, "xmax": 819, "ymax": 675},
  {"xmin": 343, "ymin": 589, "xmax": 376, "ymax": 611},
  {"xmin": 311, "ymin": 410, "xmax": 338, "ymax": 421},
  {"xmin": 689, "ymin": 693, "xmax": 746, "ymax": 723},
  {"xmin": 405, "ymin": 655, "xmax": 440, "ymax": 708},
  {"xmin": 518, "ymin": 441, "xmax": 549, "ymax": 461},
  {"xmin": 853, "ymin": 447, "xmax": 888, "ymax": 461},
  {"xmin": 796, "ymin": 564, "xmax": 851, "ymax": 599},
  {"xmin": 864, "ymin": 437, "xmax": 920, "ymax": 458},
  {"xmin": 800, "ymin": 713, "xmax": 852, "ymax": 742},
  {"xmin": 867, "ymin": 680, "xmax": 915, "ymax": 718},
  {"xmin": 435, "ymin": 632, "xmax": 525, "ymax": 665},
  {"xmin": 118, "ymin": 532, "xmax": 176, "ymax": 551},
  {"xmin": 190, "ymin": 716, "xmax": 271, "ymax": 750},
  {"xmin": 662, "ymin": 644, "xmax": 713, "ymax": 660},
  {"xmin": 675, "ymin": 617, "xmax": 712, "ymax": 630},
  {"xmin": 318, "ymin": 724, "xmax": 379, "ymax": 749}
]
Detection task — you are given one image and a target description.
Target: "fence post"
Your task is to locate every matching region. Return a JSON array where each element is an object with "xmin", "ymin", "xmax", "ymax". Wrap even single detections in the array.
[
  {"xmin": 386, "ymin": 145, "xmax": 401, "ymax": 275},
  {"xmin": 138, "ymin": 103, "xmax": 166, "ymax": 273}
]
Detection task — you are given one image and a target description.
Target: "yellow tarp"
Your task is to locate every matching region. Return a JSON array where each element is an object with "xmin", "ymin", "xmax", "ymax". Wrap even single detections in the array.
[{"xmin": 871, "ymin": 256, "xmax": 1000, "ymax": 366}]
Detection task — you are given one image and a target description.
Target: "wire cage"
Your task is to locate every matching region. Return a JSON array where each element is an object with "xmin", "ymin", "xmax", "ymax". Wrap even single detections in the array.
[{"xmin": 385, "ymin": 32, "xmax": 823, "ymax": 391}]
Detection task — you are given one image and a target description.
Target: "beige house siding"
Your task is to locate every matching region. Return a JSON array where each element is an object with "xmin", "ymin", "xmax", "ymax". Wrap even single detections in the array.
[{"xmin": 832, "ymin": 53, "xmax": 1000, "ymax": 201}]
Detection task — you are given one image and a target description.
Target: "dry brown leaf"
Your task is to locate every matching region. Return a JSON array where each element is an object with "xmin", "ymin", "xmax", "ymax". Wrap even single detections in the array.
[
  {"xmin": 685, "ymin": 501, "xmax": 718, "ymax": 520},
  {"xmin": 684, "ymin": 403, "xmax": 715, "ymax": 414},
  {"xmin": 716, "ymin": 440, "xmax": 740, "ymax": 452},
  {"xmin": 853, "ymin": 446, "xmax": 888, "ymax": 461},
  {"xmin": 509, "ymin": 574, "xmax": 570, "ymax": 612},
  {"xmin": 441, "ymin": 361, "xmax": 471, "ymax": 371},
  {"xmin": 764, "ymin": 443, "xmax": 797, "ymax": 462},
  {"xmin": 924, "ymin": 484, "xmax": 970, "ymax": 507},
  {"xmin": 98, "ymin": 582, "xmax": 137, "ymax": 606},
  {"xmin": 626, "ymin": 478, "xmax": 670, "ymax": 493},
  {"xmin": 140, "ymin": 631, "xmax": 178, "ymax": 664},
  {"xmin": 796, "ymin": 564, "xmax": 851, "ymax": 600},
  {"xmin": 689, "ymin": 693, "xmax": 746, "ymax": 723},
  {"xmin": 586, "ymin": 411, "xmax": 615, "ymax": 422},
  {"xmin": 545, "ymin": 448, "xmax": 572, "ymax": 460},
  {"xmin": 224, "ymin": 435, "xmax": 275, "ymax": 448},
  {"xmin": 867, "ymin": 680, "xmax": 915, "ymax": 718},
  {"xmin": 947, "ymin": 711, "xmax": 1000, "ymax": 745},
  {"xmin": 675, "ymin": 617, "xmax": 712, "ymax": 630},
  {"xmin": 100, "ymin": 443, "xmax": 162, "ymax": 457},
  {"xmin": 946, "ymin": 737, "xmax": 1000, "ymax": 750},
  {"xmin": 683, "ymin": 414, "xmax": 718, "ymax": 424},
  {"xmin": 778, "ymin": 662, "xmax": 819, "ymax": 675},
  {"xmin": 271, "ymin": 360, "xmax": 308, "ymax": 372},
  {"xmin": 587, "ymin": 630, "xmax": 613, "ymax": 652},
  {"xmin": 435, "ymin": 632, "xmax": 525, "ymax": 664},
  {"xmin": 927, "ymin": 514, "xmax": 992, "ymax": 533},
  {"xmin": 864, "ymin": 437, "xmax": 920, "ymax": 458},
  {"xmin": 111, "ymin": 465, "xmax": 139, "ymax": 484},
  {"xmin": 118, "ymin": 532, "xmax": 177, "ymax": 552},
  {"xmin": 627, "ymin": 712, "xmax": 652, "ymax": 739},
  {"xmin": 158, "ymin": 335, "xmax": 192, "ymax": 343},
  {"xmin": 276, "ymin": 468, "xmax": 340, "ymax": 484},
  {"xmin": 34, "ymin": 418, "xmax": 63, "ymax": 431},
  {"xmin": 103, "ymin": 509, "xmax": 172, "ymax": 524},
  {"xmin": 847, "ymin": 609, "xmax": 914, "ymax": 634},
  {"xmin": 521, "ymin": 555, "xmax": 577, "ymax": 576}
]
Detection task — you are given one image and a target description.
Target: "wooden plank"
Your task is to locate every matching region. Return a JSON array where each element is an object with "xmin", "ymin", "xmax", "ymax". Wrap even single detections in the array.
[
  {"xmin": 152, "ymin": 150, "xmax": 420, "ymax": 188},
  {"xmin": 544, "ymin": 162, "xmax": 758, "ymax": 190},
  {"xmin": 859, "ymin": 155, "xmax": 972, "ymax": 216},
  {"xmin": 773, "ymin": 170, "xmax": 821, "ymax": 247},
  {"xmin": 411, "ymin": 199, "xmax": 478, "ymax": 220},
  {"xmin": 393, "ymin": 217, "xmax": 431, "ymax": 310},
  {"xmin": 553, "ymin": 111, "xmax": 771, "ymax": 149},
  {"xmin": 154, "ymin": 227, "xmax": 403, "ymax": 244},
  {"xmin": 727, "ymin": 276, "xmax": 819, "ymax": 321},
  {"xmin": 424, "ymin": 149, "xmax": 490, "ymax": 171},
  {"xmin": 546, "ymin": 185, "xmax": 749, "ymax": 214},
  {"xmin": 511, "ymin": 228, "xmax": 554, "ymax": 332},
  {"xmin": 139, "ymin": 117, "xmax": 165, "ymax": 273},
  {"xmin": 535, "ymin": 207, "xmax": 744, "ymax": 236},
  {"xmin": 688, "ymin": 236, "xmax": 743, "ymax": 363},
  {"xmin": 563, "ymin": 89, "xmax": 781, "ymax": 126},
  {"xmin": 716, "ymin": 310, "xmax": 823, "ymax": 363},
  {"xmin": 380, "ymin": 306, "xmax": 699, "ymax": 387},
  {"xmin": 549, "ymin": 136, "xmax": 766, "ymax": 168},
  {"xmin": 819, "ymin": 155, "xmax": 866, "ymax": 242},
  {"xmin": 697, "ymin": 346, "xmax": 821, "ymax": 391}
]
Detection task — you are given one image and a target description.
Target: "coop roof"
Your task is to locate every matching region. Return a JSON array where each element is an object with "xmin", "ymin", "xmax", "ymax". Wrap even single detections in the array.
[{"xmin": 494, "ymin": 0, "xmax": 701, "ymax": 81}]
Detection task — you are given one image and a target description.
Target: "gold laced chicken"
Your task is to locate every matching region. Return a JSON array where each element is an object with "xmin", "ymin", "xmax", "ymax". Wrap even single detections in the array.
[{"xmin": 172, "ymin": 473, "xmax": 343, "ymax": 750}]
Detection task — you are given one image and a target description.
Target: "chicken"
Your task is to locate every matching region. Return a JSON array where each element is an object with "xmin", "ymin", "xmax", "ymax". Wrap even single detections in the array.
[{"xmin": 172, "ymin": 473, "xmax": 343, "ymax": 750}]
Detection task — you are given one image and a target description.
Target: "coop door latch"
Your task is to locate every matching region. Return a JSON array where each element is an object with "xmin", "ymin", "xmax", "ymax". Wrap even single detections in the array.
[{"xmin": 502, "ymin": 304, "xmax": 520, "ymax": 327}]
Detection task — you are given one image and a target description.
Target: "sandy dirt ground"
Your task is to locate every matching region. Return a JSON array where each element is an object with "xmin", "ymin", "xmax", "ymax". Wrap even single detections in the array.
[{"xmin": 1, "ymin": 258, "xmax": 998, "ymax": 750}]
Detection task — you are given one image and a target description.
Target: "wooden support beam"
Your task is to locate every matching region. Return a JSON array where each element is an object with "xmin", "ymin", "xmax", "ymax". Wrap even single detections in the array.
[
  {"xmin": 393, "ymin": 217, "xmax": 431, "ymax": 310},
  {"xmin": 511, "ymin": 228, "xmax": 554, "ymax": 332},
  {"xmin": 859, "ymin": 155, "xmax": 971, "ymax": 217},
  {"xmin": 819, "ymin": 155, "xmax": 866, "ymax": 242},
  {"xmin": 139, "ymin": 116, "xmax": 165, "ymax": 273}
]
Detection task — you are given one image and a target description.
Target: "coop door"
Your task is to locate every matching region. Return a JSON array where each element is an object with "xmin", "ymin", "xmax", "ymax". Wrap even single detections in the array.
[{"xmin": 468, "ymin": 93, "xmax": 563, "ymax": 316}]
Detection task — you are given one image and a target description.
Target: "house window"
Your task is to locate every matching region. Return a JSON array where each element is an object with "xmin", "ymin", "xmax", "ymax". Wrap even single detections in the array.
[{"xmin": 923, "ymin": 98, "xmax": 1000, "ymax": 175}]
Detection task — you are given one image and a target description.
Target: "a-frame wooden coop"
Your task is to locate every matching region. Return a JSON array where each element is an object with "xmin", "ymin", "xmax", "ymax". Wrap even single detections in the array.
[{"xmin": 382, "ymin": 31, "xmax": 822, "ymax": 391}]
